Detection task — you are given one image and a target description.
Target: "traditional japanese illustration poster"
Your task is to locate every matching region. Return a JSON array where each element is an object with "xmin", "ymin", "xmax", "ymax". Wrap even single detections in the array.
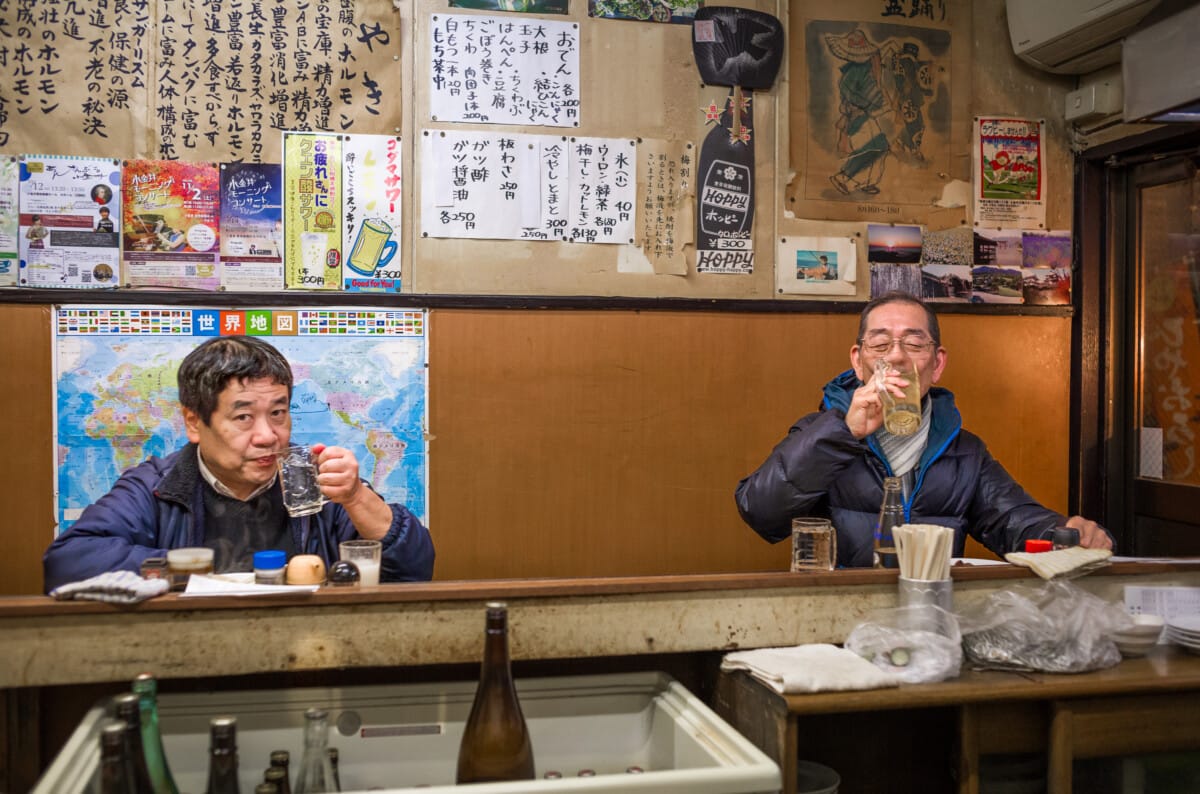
[
  {"xmin": 0, "ymin": 155, "xmax": 17, "ymax": 286},
  {"xmin": 18, "ymin": 155, "xmax": 122, "ymax": 289},
  {"xmin": 122, "ymin": 159, "xmax": 221, "ymax": 290},
  {"xmin": 588, "ymin": 0, "xmax": 702, "ymax": 24},
  {"xmin": 429, "ymin": 14, "xmax": 580, "ymax": 127},
  {"xmin": 568, "ymin": 137, "xmax": 637, "ymax": 244},
  {"xmin": 451, "ymin": 0, "xmax": 568, "ymax": 13},
  {"xmin": 633, "ymin": 138, "xmax": 694, "ymax": 275},
  {"xmin": 421, "ymin": 129, "xmax": 567, "ymax": 241},
  {"xmin": 219, "ymin": 163, "xmax": 284, "ymax": 292},
  {"xmin": 788, "ymin": 1, "xmax": 970, "ymax": 228},
  {"xmin": 775, "ymin": 232, "xmax": 857, "ymax": 296},
  {"xmin": 0, "ymin": 1, "xmax": 402, "ymax": 163},
  {"xmin": 283, "ymin": 131, "xmax": 344, "ymax": 291},
  {"xmin": 343, "ymin": 134, "xmax": 403, "ymax": 292},
  {"xmin": 973, "ymin": 117, "xmax": 1046, "ymax": 230}
]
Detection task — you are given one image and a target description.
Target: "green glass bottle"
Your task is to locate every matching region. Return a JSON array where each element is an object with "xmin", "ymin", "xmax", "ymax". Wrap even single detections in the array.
[{"xmin": 132, "ymin": 673, "xmax": 179, "ymax": 794}]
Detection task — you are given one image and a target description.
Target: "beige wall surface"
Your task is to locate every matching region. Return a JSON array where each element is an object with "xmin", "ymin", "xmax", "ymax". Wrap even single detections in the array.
[
  {"xmin": 0, "ymin": 0, "xmax": 1076, "ymax": 298},
  {"xmin": 0, "ymin": 0, "xmax": 1083, "ymax": 594}
]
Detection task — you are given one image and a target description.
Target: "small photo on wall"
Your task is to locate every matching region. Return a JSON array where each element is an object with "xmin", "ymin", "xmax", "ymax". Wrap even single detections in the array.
[
  {"xmin": 775, "ymin": 234, "xmax": 857, "ymax": 296},
  {"xmin": 1022, "ymin": 267, "xmax": 1071, "ymax": 305},
  {"xmin": 971, "ymin": 265, "xmax": 1023, "ymax": 304},
  {"xmin": 871, "ymin": 263, "xmax": 923, "ymax": 298},
  {"xmin": 923, "ymin": 227, "xmax": 973, "ymax": 267},
  {"xmin": 1022, "ymin": 230, "xmax": 1071, "ymax": 269},
  {"xmin": 922, "ymin": 264, "xmax": 972, "ymax": 302},
  {"xmin": 868, "ymin": 223, "xmax": 923, "ymax": 264},
  {"xmin": 796, "ymin": 249, "xmax": 839, "ymax": 281},
  {"xmin": 973, "ymin": 228, "xmax": 1022, "ymax": 267}
]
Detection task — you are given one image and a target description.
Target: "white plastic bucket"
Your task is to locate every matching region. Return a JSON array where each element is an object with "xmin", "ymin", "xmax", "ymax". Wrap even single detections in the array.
[{"xmin": 796, "ymin": 759, "xmax": 839, "ymax": 794}]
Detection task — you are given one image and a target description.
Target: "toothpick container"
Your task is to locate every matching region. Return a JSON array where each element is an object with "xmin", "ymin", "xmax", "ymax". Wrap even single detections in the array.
[{"xmin": 898, "ymin": 576, "xmax": 953, "ymax": 612}]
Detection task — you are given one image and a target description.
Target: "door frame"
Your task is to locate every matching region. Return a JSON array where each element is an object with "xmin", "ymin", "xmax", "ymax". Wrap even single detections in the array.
[{"xmin": 1074, "ymin": 124, "xmax": 1200, "ymax": 554}]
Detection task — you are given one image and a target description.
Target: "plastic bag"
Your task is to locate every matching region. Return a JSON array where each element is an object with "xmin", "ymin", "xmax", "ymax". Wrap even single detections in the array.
[
  {"xmin": 845, "ymin": 604, "xmax": 963, "ymax": 684},
  {"xmin": 957, "ymin": 579, "xmax": 1125, "ymax": 673}
]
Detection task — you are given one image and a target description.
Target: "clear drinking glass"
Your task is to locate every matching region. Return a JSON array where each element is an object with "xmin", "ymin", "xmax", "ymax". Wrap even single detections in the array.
[
  {"xmin": 339, "ymin": 539, "xmax": 382, "ymax": 587},
  {"xmin": 791, "ymin": 518, "xmax": 836, "ymax": 571},
  {"xmin": 875, "ymin": 359, "xmax": 921, "ymax": 436},
  {"xmin": 278, "ymin": 445, "xmax": 328, "ymax": 517}
]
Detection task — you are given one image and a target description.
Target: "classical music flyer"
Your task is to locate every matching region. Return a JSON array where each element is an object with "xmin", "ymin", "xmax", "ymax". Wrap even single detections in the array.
[
  {"xmin": 219, "ymin": 162, "xmax": 284, "ymax": 291},
  {"xmin": 18, "ymin": 154, "xmax": 122, "ymax": 288}
]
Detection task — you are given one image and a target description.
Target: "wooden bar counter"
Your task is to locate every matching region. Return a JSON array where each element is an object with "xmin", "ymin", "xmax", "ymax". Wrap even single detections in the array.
[
  {"xmin": 2, "ymin": 563, "xmax": 1199, "ymax": 687},
  {"xmin": 3, "ymin": 562, "xmax": 1200, "ymax": 791}
]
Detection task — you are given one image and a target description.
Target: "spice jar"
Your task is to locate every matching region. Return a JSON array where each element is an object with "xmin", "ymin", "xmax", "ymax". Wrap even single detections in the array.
[{"xmin": 253, "ymin": 550, "xmax": 287, "ymax": 585}]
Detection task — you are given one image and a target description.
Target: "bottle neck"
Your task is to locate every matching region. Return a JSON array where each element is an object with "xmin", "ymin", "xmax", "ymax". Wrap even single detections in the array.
[
  {"xmin": 303, "ymin": 717, "xmax": 330, "ymax": 750},
  {"xmin": 481, "ymin": 614, "xmax": 512, "ymax": 678}
]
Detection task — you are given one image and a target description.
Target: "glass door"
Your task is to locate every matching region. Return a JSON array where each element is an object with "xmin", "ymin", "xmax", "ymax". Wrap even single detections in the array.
[{"xmin": 1126, "ymin": 157, "xmax": 1200, "ymax": 555}]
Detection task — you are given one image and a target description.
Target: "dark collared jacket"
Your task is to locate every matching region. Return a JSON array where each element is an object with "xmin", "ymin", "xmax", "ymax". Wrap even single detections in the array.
[
  {"xmin": 735, "ymin": 370, "xmax": 1068, "ymax": 567},
  {"xmin": 44, "ymin": 443, "xmax": 434, "ymax": 591}
]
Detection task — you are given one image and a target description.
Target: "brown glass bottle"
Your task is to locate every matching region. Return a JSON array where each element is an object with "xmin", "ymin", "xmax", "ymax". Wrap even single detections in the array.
[
  {"xmin": 455, "ymin": 602, "xmax": 535, "ymax": 784},
  {"xmin": 100, "ymin": 721, "xmax": 136, "ymax": 794},
  {"xmin": 264, "ymin": 767, "xmax": 289, "ymax": 794},
  {"xmin": 205, "ymin": 716, "xmax": 241, "ymax": 794},
  {"xmin": 268, "ymin": 750, "xmax": 291, "ymax": 794},
  {"xmin": 113, "ymin": 693, "xmax": 155, "ymax": 794}
]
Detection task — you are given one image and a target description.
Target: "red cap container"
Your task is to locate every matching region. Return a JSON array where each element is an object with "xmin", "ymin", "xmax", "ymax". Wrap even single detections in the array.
[{"xmin": 1024, "ymin": 539, "xmax": 1053, "ymax": 553}]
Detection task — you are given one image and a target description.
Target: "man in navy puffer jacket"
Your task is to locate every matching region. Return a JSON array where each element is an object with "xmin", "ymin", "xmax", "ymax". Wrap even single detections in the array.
[
  {"xmin": 735, "ymin": 291, "xmax": 1111, "ymax": 566},
  {"xmin": 44, "ymin": 335, "xmax": 434, "ymax": 591}
]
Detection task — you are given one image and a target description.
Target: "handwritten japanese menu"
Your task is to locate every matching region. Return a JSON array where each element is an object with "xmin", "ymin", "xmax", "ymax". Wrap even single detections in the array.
[
  {"xmin": 429, "ymin": 14, "xmax": 580, "ymax": 128},
  {"xmin": 0, "ymin": 0, "xmax": 402, "ymax": 162}
]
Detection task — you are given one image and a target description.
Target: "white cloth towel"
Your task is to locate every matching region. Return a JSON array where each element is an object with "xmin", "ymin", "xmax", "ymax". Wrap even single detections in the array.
[
  {"xmin": 721, "ymin": 643, "xmax": 901, "ymax": 694},
  {"xmin": 49, "ymin": 570, "xmax": 169, "ymax": 604},
  {"xmin": 1004, "ymin": 547, "xmax": 1112, "ymax": 580}
]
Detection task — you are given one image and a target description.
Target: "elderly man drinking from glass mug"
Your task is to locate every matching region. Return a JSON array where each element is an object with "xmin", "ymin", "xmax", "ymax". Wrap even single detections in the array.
[{"xmin": 734, "ymin": 291, "xmax": 1112, "ymax": 567}]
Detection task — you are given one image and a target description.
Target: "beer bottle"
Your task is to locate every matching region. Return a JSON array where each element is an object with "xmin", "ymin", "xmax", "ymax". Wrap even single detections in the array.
[
  {"xmin": 205, "ymin": 716, "xmax": 241, "ymax": 794},
  {"xmin": 264, "ymin": 766, "xmax": 290, "ymax": 794},
  {"xmin": 132, "ymin": 673, "xmax": 179, "ymax": 794},
  {"xmin": 100, "ymin": 721, "xmax": 136, "ymax": 794},
  {"xmin": 113, "ymin": 693, "xmax": 155, "ymax": 794},
  {"xmin": 254, "ymin": 784, "xmax": 279, "ymax": 794},
  {"xmin": 268, "ymin": 750, "xmax": 291, "ymax": 794},
  {"xmin": 292, "ymin": 708, "xmax": 336, "ymax": 794},
  {"xmin": 875, "ymin": 477, "xmax": 904, "ymax": 569},
  {"xmin": 455, "ymin": 602, "xmax": 535, "ymax": 784}
]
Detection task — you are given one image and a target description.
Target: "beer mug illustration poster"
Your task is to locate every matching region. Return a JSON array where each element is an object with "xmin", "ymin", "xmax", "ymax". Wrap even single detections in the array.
[
  {"xmin": 283, "ymin": 131, "xmax": 343, "ymax": 290},
  {"xmin": 343, "ymin": 134, "xmax": 402, "ymax": 292}
]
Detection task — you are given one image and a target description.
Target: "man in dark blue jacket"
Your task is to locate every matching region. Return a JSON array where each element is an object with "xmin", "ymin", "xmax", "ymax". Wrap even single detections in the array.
[
  {"xmin": 44, "ymin": 335, "xmax": 434, "ymax": 591},
  {"xmin": 735, "ymin": 291, "xmax": 1111, "ymax": 567}
]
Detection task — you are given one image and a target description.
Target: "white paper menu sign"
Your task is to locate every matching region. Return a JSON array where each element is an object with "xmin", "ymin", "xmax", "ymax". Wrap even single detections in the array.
[
  {"xmin": 421, "ymin": 129, "xmax": 566, "ymax": 241},
  {"xmin": 429, "ymin": 14, "xmax": 580, "ymax": 128},
  {"xmin": 567, "ymin": 136, "xmax": 636, "ymax": 245}
]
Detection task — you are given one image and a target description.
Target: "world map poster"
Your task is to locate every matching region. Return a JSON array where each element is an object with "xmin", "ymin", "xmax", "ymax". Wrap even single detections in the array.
[{"xmin": 52, "ymin": 306, "xmax": 428, "ymax": 534}]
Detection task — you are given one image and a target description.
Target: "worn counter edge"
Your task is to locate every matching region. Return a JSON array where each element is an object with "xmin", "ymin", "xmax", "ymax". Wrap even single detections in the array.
[
  {"xmin": 3, "ymin": 563, "xmax": 1199, "ymax": 688},
  {"xmin": 5, "ymin": 562, "xmax": 1196, "ymax": 617}
]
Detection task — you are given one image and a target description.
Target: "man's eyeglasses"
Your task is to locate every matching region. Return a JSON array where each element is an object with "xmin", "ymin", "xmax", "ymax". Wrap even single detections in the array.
[{"xmin": 858, "ymin": 334, "xmax": 937, "ymax": 355}]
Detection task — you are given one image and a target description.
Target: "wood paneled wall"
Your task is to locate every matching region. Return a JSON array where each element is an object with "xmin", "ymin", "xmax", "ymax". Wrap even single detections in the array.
[{"xmin": 0, "ymin": 305, "xmax": 1070, "ymax": 593}]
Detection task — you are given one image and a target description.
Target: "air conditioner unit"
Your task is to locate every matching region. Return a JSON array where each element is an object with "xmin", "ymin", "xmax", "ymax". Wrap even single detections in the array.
[
  {"xmin": 1123, "ymin": 2, "xmax": 1200, "ymax": 121},
  {"xmin": 1006, "ymin": 0, "xmax": 1161, "ymax": 74}
]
